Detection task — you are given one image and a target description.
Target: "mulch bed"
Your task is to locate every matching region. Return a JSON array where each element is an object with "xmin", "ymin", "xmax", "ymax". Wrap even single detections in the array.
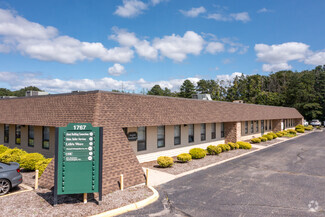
[
  {"xmin": 0, "ymin": 185, "xmax": 153, "ymax": 217},
  {"xmin": 141, "ymin": 148, "xmax": 256, "ymax": 175},
  {"xmin": 21, "ymin": 170, "xmax": 36, "ymax": 187}
]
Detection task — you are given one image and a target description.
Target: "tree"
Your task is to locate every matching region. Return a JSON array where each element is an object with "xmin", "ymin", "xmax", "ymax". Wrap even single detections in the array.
[
  {"xmin": 13, "ymin": 86, "xmax": 42, "ymax": 97},
  {"xmin": 147, "ymin": 85, "xmax": 164, "ymax": 96},
  {"xmin": 0, "ymin": 88, "xmax": 13, "ymax": 96},
  {"xmin": 178, "ymin": 80, "xmax": 196, "ymax": 98},
  {"xmin": 196, "ymin": 79, "xmax": 223, "ymax": 100}
]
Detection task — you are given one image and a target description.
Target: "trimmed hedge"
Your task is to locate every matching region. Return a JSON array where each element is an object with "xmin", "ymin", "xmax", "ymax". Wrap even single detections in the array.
[
  {"xmin": 262, "ymin": 134, "xmax": 273, "ymax": 140},
  {"xmin": 20, "ymin": 153, "xmax": 45, "ymax": 170},
  {"xmin": 267, "ymin": 132, "xmax": 278, "ymax": 139},
  {"xmin": 276, "ymin": 132, "xmax": 284, "ymax": 137},
  {"xmin": 0, "ymin": 148, "xmax": 27, "ymax": 164},
  {"xmin": 296, "ymin": 128, "xmax": 305, "ymax": 133},
  {"xmin": 295, "ymin": 125, "xmax": 304, "ymax": 131},
  {"xmin": 157, "ymin": 156, "xmax": 174, "ymax": 168},
  {"xmin": 0, "ymin": 145, "xmax": 8, "ymax": 154},
  {"xmin": 207, "ymin": 145, "xmax": 222, "ymax": 155},
  {"xmin": 189, "ymin": 148, "xmax": 206, "ymax": 159},
  {"xmin": 259, "ymin": 137, "xmax": 267, "ymax": 142},
  {"xmin": 35, "ymin": 158, "xmax": 52, "ymax": 176},
  {"xmin": 287, "ymin": 129, "xmax": 297, "ymax": 135},
  {"xmin": 217, "ymin": 144, "xmax": 230, "ymax": 152},
  {"xmin": 304, "ymin": 125, "xmax": 313, "ymax": 131},
  {"xmin": 236, "ymin": 141, "xmax": 252, "ymax": 149},
  {"xmin": 251, "ymin": 138, "xmax": 261, "ymax": 143},
  {"xmin": 227, "ymin": 142, "xmax": 238, "ymax": 150},
  {"xmin": 177, "ymin": 153, "xmax": 192, "ymax": 163}
]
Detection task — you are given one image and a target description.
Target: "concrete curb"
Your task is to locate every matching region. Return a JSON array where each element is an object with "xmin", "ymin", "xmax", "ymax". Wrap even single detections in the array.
[
  {"xmin": 173, "ymin": 131, "xmax": 314, "ymax": 178},
  {"xmin": 90, "ymin": 186, "xmax": 159, "ymax": 217}
]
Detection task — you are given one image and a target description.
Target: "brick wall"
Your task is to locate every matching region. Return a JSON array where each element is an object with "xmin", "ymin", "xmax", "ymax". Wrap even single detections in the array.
[
  {"xmin": 224, "ymin": 122, "xmax": 241, "ymax": 143},
  {"xmin": 272, "ymin": 119, "xmax": 282, "ymax": 132}
]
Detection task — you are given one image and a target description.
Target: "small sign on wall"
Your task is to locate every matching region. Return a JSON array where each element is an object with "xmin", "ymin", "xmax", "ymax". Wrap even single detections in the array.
[{"xmin": 127, "ymin": 132, "xmax": 137, "ymax": 141}]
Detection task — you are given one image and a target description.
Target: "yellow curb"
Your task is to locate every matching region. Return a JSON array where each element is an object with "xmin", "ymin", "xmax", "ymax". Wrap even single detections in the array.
[
  {"xmin": 90, "ymin": 186, "xmax": 159, "ymax": 217},
  {"xmin": 0, "ymin": 184, "xmax": 33, "ymax": 198}
]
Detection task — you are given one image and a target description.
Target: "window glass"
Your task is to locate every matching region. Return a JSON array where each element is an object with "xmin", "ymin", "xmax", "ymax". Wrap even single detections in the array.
[
  {"xmin": 256, "ymin": 121, "xmax": 259, "ymax": 132},
  {"xmin": 245, "ymin": 121, "xmax": 248, "ymax": 134},
  {"xmin": 157, "ymin": 126, "xmax": 165, "ymax": 148},
  {"xmin": 28, "ymin": 126, "xmax": 34, "ymax": 147},
  {"xmin": 265, "ymin": 120, "xmax": 268, "ymax": 131},
  {"xmin": 137, "ymin": 127, "xmax": 146, "ymax": 151},
  {"xmin": 269, "ymin": 120, "xmax": 272, "ymax": 130},
  {"xmin": 42, "ymin": 126, "xmax": 50, "ymax": 149},
  {"xmin": 221, "ymin": 123, "xmax": 225, "ymax": 138},
  {"xmin": 15, "ymin": 125, "xmax": 21, "ymax": 145},
  {"xmin": 188, "ymin": 124, "xmax": 194, "ymax": 143},
  {"xmin": 4, "ymin": 124, "xmax": 9, "ymax": 143},
  {"xmin": 174, "ymin": 125, "xmax": 181, "ymax": 145},
  {"xmin": 201, "ymin": 124, "xmax": 206, "ymax": 141},
  {"xmin": 211, "ymin": 123, "xmax": 216, "ymax": 139},
  {"xmin": 250, "ymin": 121, "xmax": 254, "ymax": 133}
]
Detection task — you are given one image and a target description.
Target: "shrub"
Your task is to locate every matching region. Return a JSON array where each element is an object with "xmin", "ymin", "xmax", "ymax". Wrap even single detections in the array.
[
  {"xmin": 157, "ymin": 156, "xmax": 174, "ymax": 168},
  {"xmin": 35, "ymin": 158, "xmax": 52, "ymax": 176},
  {"xmin": 0, "ymin": 145, "xmax": 8, "ymax": 154},
  {"xmin": 287, "ymin": 129, "xmax": 297, "ymax": 135},
  {"xmin": 0, "ymin": 148, "xmax": 27, "ymax": 164},
  {"xmin": 227, "ymin": 142, "xmax": 236, "ymax": 150},
  {"xmin": 304, "ymin": 125, "xmax": 313, "ymax": 131},
  {"xmin": 276, "ymin": 132, "xmax": 284, "ymax": 137},
  {"xmin": 251, "ymin": 138, "xmax": 261, "ymax": 143},
  {"xmin": 189, "ymin": 148, "xmax": 206, "ymax": 159},
  {"xmin": 207, "ymin": 145, "xmax": 222, "ymax": 155},
  {"xmin": 267, "ymin": 132, "xmax": 278, "ymax": 139},
  {"xmin": 20, "ymin": 153, "xmax": 45, "ymax": 170},
  {"xmin": 295, "ymin": 125, "xmax": 304, "ymax": 130},
  {"xmin": 296, "ymin": 128, "xmax": 305, "ymax": 133},
  {"xmin": 236, "ymin": 141, "xmax": 252, "ymax": 149},
  {"xmin": 262, "ymin": 134, "xmax": 273, "ymax": 140},
  {"xmin": 177, "ymin": 153, "xmax": 192, "ymax": 163},
  {"xmin": 259, "ymin": 137, "xmax": 267, "ymax": 142},
  {"xmin": 316, "ymin": 126, "xmax": 321, "ymax": 130},
  {"xmin": 217, "ymin": 144, "xmax": 230, "ymax": 152}
]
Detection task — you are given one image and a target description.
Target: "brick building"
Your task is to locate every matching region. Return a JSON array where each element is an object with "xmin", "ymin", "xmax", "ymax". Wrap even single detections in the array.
[{"xmin": 0, "ymin": 90, "xmax": 303, "ymax": 194}]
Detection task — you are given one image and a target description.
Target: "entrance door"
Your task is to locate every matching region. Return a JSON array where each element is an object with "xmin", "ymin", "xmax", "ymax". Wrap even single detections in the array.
[
  {"xmin": 281, "ymin": 120, "xmax": 284, "ymax": 130},
  {"xmin": 261, "ymin": 120, "xmax": 264, "ymax": 135}
]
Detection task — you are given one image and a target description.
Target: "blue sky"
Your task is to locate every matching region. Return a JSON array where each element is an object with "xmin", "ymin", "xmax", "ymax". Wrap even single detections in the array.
[{"xmin": 0, "ymin": 0, "xmax": 324, "ymax": 93}]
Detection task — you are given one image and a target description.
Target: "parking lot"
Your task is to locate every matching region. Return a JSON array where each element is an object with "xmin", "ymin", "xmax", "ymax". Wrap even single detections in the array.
[{"xmin": 123, "ymin": 131, "xmax": 325, "ymax": 216}]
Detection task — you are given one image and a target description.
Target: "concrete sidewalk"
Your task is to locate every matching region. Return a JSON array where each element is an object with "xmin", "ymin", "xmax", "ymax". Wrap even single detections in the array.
[{"xmin": 143, "ymin": 168, "xmax": 176, "ymax": 186}]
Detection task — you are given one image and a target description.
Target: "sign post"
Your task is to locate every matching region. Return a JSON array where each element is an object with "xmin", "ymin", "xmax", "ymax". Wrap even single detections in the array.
[{"xmin": 54, "ymin": 123, "xmax": 103, "ymax": 206}]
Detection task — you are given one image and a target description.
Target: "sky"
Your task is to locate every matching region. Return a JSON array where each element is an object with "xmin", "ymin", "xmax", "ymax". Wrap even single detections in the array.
[{"xmin": 0, "ymin": 0, "xmax": 324, "ymax": 93}]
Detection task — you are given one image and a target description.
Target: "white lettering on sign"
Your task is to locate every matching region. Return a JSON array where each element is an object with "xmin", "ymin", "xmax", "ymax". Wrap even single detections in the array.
[{"xmin": 73, "ymin": 125, "xmax": 87, "ymax": 130}]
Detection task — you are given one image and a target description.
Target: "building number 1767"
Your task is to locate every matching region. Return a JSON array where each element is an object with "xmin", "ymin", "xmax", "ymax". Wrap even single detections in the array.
[{"xmin": 73, "ymin": 125, "xmax": 87, "ymax": 130}]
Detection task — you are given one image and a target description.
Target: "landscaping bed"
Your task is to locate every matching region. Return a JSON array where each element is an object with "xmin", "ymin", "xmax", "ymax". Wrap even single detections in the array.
[
  {"xmin": 142, "ymin": 148, "xmax": 256, "ymax": 175},
  {"xmin": 0, "ymin": 185, "xmax": 153, "ymax": 217}
]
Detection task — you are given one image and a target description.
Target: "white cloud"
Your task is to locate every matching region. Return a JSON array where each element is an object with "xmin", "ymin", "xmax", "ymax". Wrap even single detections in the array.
[
  {"xmin": 180, "ymin": 6, "xmax": 206, "ymax": 17},
  {"xmin": 255, "ymin": 42, "xmax": 310, "ymax": 72},
  {"xmin": 153, "ymin": 31, "xmax": 204, "ymax": 62},
  {"xmin": 304, "ymin": 51, "xmax": 325, "ymax": 65},
  {"xmin": 206, "ymin": 12, "xmax": 250, "ymax": 23},
  {"xmin": 0, "ymin": 8, "xmax": 134, "ymax": 64},
  {"xmin": 114, "ymin": 0, "xmax": 148, "ymax": 18},
  {"xmin": 205, "ymin": 42, "xmax": 224, "ymax": 54},
  {"xmin": 216, "ymin": 72, "xmax": 244, "ymax": 82},
  {"xmin": 257, "ymin": 8, "xmax": 273, "ymax": 13},
  {"xmin": 222, "ymin": 58, "xmax": 232, "ymax": 64},
  {"xmin": 0, "ymin": 71, "xmax": 201, "ymax": 93},
  {"xmin": 108, "ymin": 63, "xmax": 126, "ymax": 76},
  {"xmin": 150, "ymin": 0, "xmax": 167, "ymax": 6}
]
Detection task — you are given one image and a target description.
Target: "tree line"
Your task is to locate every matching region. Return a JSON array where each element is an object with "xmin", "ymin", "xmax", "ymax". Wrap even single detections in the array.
[
  {"xmin": 0, "ymin": 86, "xmax": 42, "ymax": 97},
  {"xmin": 146, "ymin": 66, "xmax": 325, "ymax": 121}
]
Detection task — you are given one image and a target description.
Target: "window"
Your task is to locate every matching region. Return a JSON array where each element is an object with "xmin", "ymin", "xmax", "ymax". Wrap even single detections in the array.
[
  {"xmin": 265, "ymin": 120, "xmax": 268, "ymax": 131},
  {"xmin": 269, "ymin": 120, "xmax": 271, "ymax": 130},
  {"xmin": 211, "ymin": 123, "xmax": 216, "ymax": 139},
  {"xmin": 250, "ymin": 121, "xmax": 254, "ymax": 133},
  {"xmin": 4, "ymin": 124, "xmax": 9, "ymax": 143},
  {"xmin": 255, "ymin": 121, "xmax": 259, "ymax": 132},
  {"xmin": 261, "ymin": 120, "xmax": 264, "ymax": 132},
  {"xmin": 157, "ymin": 126, "xmax": 165, "ymax": 148},
  {"xmin": 188, "ymin": 124, "xmax": 194, "ymax": 143},
  {"xmin": 15, "ymin": 125, "xmax": 21, "ymax": 145},
  {"xmin": 221, "ymin": 123, "xmax": 225, "ymax": 138},
  {"xmin": 28, "ymin": 126, "xmax": 34, "ymax": 147},
  {"xmin": 42, "ymin": 126, "xmax": 50, "ymax": 149},
  {"xmin": 137, "ymin": 127, "xmax": 146, "ymax": 151},
  {"xmin": 174, "ymin": 125, "xmax": 181, "ymax": 145},
  {"xmin": 244, "ymin": 121, "xmax": 248, "ymax": 134},
  {"xmin": 201, "ymin": 124, "xmax": 206, "ymax": 141}
]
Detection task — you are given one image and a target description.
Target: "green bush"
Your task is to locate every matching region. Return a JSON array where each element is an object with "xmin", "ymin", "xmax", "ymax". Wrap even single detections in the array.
[
  {"xmin": 316, "ymin": 126, "xmax": 321, "ymax": 130},
  {"xmin": 262, "ymin": 134, "xmax": 273, "ymax": 140},
  {"xmin": 251, "ymin": 138, "xmax": 261, "ymax": 143},
  {"xmin": 304, "ymin": 125, "xmax": 313, "ymax": 131},
  {"xmin": 287, "ymin": 129, "xmax": 297, "ymax": 135},
  {"xmin": 177, "ymin": 153, "xmax": 192, "ymax": 163},
  {"xmin": 267, "ymin": 132, "xmax": 278, "ymax": 139},
  {"xmin": 157, "ymin": 156, "xmax": 174, "ymax": 168},
  {"xmin": 296, "ymin": 128, "xmax": 305, "ymax": 133},
  {"xmin": 35, "ymin": 158, "xmax": 52, "ymax": 176},
  {"xmin": 236, "ymin": 141, "xmax": 252, "ymax": 149},
  {"xmin": 217, "ymin": 144, "xmax": 230, "ymax": 152},
  {"xmin": 259, "ymin": 137, "xmax": 267, "ymax": 142},
  {"xmin": 227, "ymin": 142, "xmax": 236, "ymax": 150},
  {"xmin": 276, "ymin": 132, "xmax": 284, "ymax": 137},
  {"xmin": 20, "ymin": 153, "xmax": 45, "ymax": 170},
  {"xmin": 295, "ymin": 125, "xmax": 304, "ymax": 130},
  {"xmin": 207, "ymin": 145, "xmax": 222, "ymax": 155},
  {"xmin": 0, "ymin": 148, "xmax": 27, "ymax": 164},
  {"xmin": 0, "ymin": 145, "xmax": 8, "ymax": 154},
  {"xmin": 189, "ymin": 148, "xmax": 206, "ymax": 159}
]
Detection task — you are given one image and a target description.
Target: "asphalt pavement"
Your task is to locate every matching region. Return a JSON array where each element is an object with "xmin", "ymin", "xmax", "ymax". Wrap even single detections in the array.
[{"xmin": 123, "ymin": 131, "xmax": 325, "ymax": 217}]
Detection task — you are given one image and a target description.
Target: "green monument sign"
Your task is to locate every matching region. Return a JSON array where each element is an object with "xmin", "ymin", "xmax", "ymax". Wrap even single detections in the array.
[{"xmin": 54, "ymin": 123, "xmax": 103, "ymax": 205}]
